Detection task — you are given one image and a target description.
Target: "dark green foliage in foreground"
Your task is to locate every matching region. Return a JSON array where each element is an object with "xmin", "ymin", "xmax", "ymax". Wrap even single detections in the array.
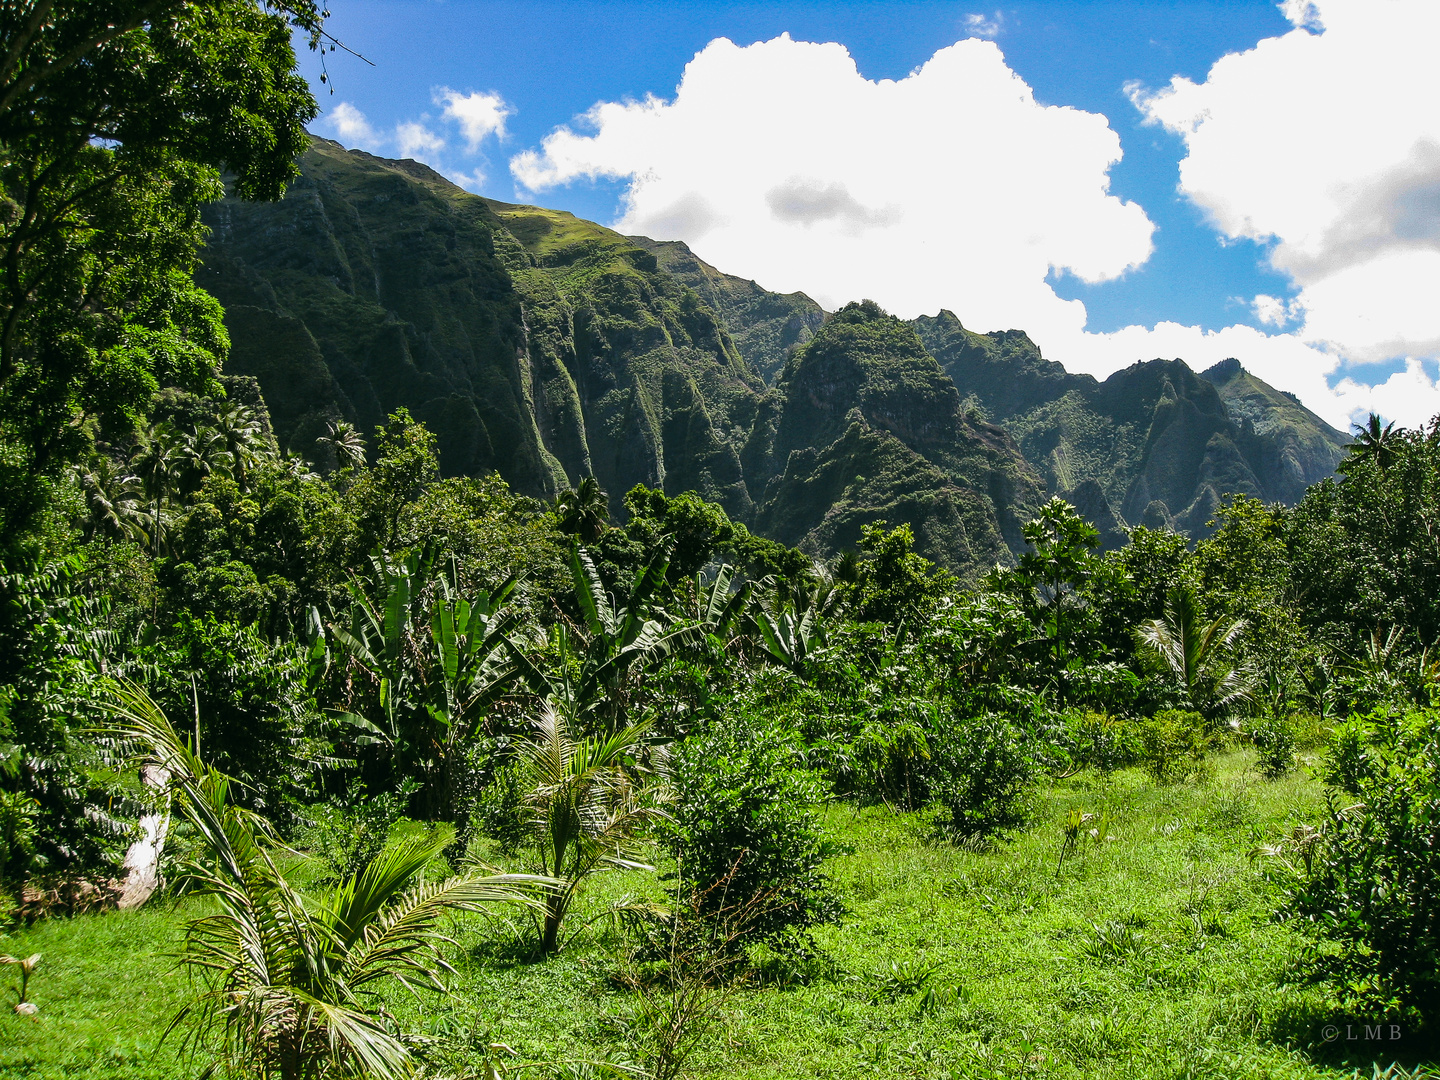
[
  {"xmin": 668, "ymin": 712, "xmax": 841, "ymax": 946},
  {"xmin": 1275, "ymin": 709, "xmax": 1440, "ymax": 1021}
]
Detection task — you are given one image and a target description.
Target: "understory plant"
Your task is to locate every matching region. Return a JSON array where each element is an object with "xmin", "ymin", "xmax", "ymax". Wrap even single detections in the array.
[
  {"xmin": 1268, "ymin": 708, "xmax": 1440, "ymax": 1021},
  {"xmin": 666, "ymin": 713, "xmax": 841, "ymax": 948},
  {"xmin": 105, "ymin": 680, "xmax": 544, "ymax": 1079},
  {"xmin": 515, "ymin": 701, "xmax": 670, "ymax": 955}
]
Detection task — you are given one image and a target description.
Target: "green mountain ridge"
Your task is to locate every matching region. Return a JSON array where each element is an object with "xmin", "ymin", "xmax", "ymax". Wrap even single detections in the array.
[{"xmin": 197, "ymin": 137, "xmax": 1349, "ymax": 578}]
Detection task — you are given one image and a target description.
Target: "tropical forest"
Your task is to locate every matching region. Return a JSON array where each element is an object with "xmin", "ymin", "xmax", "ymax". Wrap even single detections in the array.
[{"xmin": 1, "ymin": 4, "xmax": 1438, "ymax": 1080}]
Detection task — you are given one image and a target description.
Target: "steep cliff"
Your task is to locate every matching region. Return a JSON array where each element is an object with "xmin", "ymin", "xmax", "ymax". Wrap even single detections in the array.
[
  {"xmin": 627, "ymin": 237, "xmax": 825, "ymax": 384},
  {"xmin": 914, "ymin": 310, "xmax": 1350, "ymax": 537},
  {"xmin": 199, "ymin": 138, "xmax": 1347, "ymax": 573}
]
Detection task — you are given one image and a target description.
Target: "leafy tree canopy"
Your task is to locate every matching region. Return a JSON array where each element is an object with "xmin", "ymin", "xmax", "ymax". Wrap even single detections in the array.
[{"xmin": 0, "ymin": 1, "xmax": 325, "ymax": 554}]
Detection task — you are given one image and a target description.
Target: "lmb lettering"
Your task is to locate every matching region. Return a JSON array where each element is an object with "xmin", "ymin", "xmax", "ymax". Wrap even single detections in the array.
[{"xmin": 1322, "ymin": 1024, "xmax": 1404, "ymax": 1042}]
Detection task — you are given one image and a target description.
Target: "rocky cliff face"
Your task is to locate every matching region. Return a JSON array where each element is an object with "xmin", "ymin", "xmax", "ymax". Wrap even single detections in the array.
[
  {"xmin": 627, "ymin": 237, "xmax": 824, "ymax": 385},
  {"xmin": 915, "ymin": 310, "xmax": 1350, "ymax": 537},
  {"xmin": 201, "ymin": 138, "xmax": 761, "ymax": 520},
  {"xmin": 199, "ymin": 137, "xmax": 1348, "ymax": 575}
]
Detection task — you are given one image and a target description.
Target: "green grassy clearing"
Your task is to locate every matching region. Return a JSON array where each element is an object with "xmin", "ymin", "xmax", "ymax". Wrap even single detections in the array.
[{"xmin": 1, "ymin": 749, "xmax": 1430, "ymax": 1079}]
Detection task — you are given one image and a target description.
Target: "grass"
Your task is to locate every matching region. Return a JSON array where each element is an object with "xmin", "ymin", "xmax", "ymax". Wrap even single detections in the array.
[{"xmin": 2, "ymin": 748, "xmax": 1435, "ymax": 1078}]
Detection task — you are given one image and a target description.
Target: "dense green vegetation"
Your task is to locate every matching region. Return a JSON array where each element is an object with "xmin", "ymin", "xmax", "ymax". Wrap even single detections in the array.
[
  {"xmin": 200, "ymin": 136, "xmax": 1349, "ymax": 580},
  {"xmin": 2, "ymin": 6, "xmax": 1437, "ymax": 1079}
]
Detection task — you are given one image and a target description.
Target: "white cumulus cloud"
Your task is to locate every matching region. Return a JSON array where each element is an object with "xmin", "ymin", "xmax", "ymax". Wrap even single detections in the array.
[
  {"xmin": 512, "ymin": 33, "xmax": 1154, "ymax": 353},
  {"xmin": 324, "ymin": 101, "xmax": 381, "ymax": 149},
  {"xmin": 509, "ymin": 16, "xmax": 1440, "ymax": 431},
  {"xmin": 1132, "ymin": 0, "xmax": 1440, "ymax": 419},
  {"xmin": 317, "ymin": 91, "xmax": 513, "ymax": 193},
  {"xmin": 436, "ymin": 88, "xmax": 511, "ymax": 150}
]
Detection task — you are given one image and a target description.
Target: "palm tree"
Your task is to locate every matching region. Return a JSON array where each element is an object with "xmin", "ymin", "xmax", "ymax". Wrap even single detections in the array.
[
  {"xmin": 75, "ymin": 456, "xmax": 148, "ymax": 544},
  {"xmin": 1342, "ymin": 412, "xmax": 1399, "ymax": 474},
  {"xmin": 175, "ymin": 425, "xmax": 235, "ymax": 493},
  {"xmin": 553, "ymin": 476, "xmax": 610, "ymax": 543},
  {"xmin": 130, "ymin": 422, "xmax": 182, "ymax": 555},
  {"xmin": 514, "ymin": 701, "xmax": 670, "ymax": 955},
  {"xmin": 214, "ymin": 401, "xmax": 271, "ymax": 489},
  {"xmin": 1134, "ymin": 585, "xmax": 1251, "ymax": 718},
  {"xmin": 104, "ymin": 680, "xmax": 546, "ymax": 1080},
  {"xmin": 316, "ymin": 419, "xmax": 366, "ymax": 474}
]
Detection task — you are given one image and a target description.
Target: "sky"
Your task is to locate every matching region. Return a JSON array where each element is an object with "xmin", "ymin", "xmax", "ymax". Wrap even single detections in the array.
[{"xmin": 299, "ymin": 0, "xmax": 1440, "ymax": 431}]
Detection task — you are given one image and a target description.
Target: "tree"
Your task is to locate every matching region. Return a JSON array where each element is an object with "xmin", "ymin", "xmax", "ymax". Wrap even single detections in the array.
[
  {"xmin": 1134, "ymin": 585, "xmax": 1251, "ymax": 720},
  {"xmin": 849, "ymin": 521, "xmax": 952, "ymax": 624},
  {"xmin": 1343, "ymin": 412, "xmax": 1399, "ymax": 474},
  {"xmin": 553, "ymin": 476, "xmax": 609, "ymax": 544},
  {"xmin": 1012, "ymin": 498, "xmax": 1100, "ymax": 674},
  {"xmin": 347, "ymin": 409, "xmax": 440, "ymax": 553},
  {"xmin": 104, "ymin": 679, "xmax": 543, "ymax": 1080},
  {"xmin": 0, "ymin": 2, "xmax": 326, "ymax": 550}
]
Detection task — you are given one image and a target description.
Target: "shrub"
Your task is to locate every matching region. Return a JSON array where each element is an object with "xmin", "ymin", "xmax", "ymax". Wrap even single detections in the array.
[
  {"xmin": 1064, "ymin": 710, "xmax": 1142, "ymax": 773},
  {"xmin": 470, "ymin": 762, "xmax": 528, "ymax": 856},
  {"xmin": 300, "ymin": 780, "xmax": 414, "ymax": 883},
  {"xmin": 1246, "ymin": 713, "xmax": 1295, "ymax": 778},
  {"xmin": 667, "ymin": 714, "xmax": 841, "ymax": 946},
  {"xmin": 1136, "ymin": 710, "xmax": 1209, "ymax": 784},
  {"xmin": 1272, "ymin": 709, "xmax": 1440, "ymax": 1020},
  {"xmin": 930, "ymin": 710, "xmax": 1042, "ymax": 838}
]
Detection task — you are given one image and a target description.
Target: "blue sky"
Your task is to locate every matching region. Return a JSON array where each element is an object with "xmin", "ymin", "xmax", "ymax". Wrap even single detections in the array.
[{"xmin": 299, "ymin": 1, "xmax": 1440, "ymax": 428}]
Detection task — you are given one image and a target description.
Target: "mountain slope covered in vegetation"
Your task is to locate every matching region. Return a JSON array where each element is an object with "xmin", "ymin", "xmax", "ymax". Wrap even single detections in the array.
[{"xmin": 200, "ymin": 139, "xmax": 1347, "ymax": 571}]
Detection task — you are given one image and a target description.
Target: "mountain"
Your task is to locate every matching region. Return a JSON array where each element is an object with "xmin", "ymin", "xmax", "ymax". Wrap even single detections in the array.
[
  {"xmin": 200, "ymin": 138, "xmax": 761, "ymax": 521},
  {"xmin": 197, "ymin": 137, "xmax": 1349, "ymax": 577},
  {"xmin": 751, "ymin": 301, "xmax": 1045, "ymax": 567},
  {"xmin": 914, "ymin": 311, "xmax": 1350, "ymax": 535},
  {"xmin": 627, "ymin": 237, "xmax": 825, "ymax": 385}
]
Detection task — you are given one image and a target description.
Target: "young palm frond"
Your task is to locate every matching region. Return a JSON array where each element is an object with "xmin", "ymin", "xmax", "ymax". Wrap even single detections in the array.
[
  {"xmin": 102, "ymin": 679, "xmax": 546, "ymax": 1080},
  {"xmin": 1134, "ymin": 586, "xmax": 1251, "ymax": 717},
  {"xmin": 515, "ymin": 701, "xmax": 671, "ymax": 955}
]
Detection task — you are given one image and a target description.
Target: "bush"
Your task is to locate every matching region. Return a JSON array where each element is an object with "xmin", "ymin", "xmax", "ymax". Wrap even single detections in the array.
[
  {"xmin": 470, "ymin": 762, "xmax": 528, "ymax": 856},
  {"xmin": 1246, "ymin": 713, "xmax": 1295, "ymax": 778},
  {"xmin": 930, "ymin": 710, "xmax": 1041, "ymax": 838},
  {"xmin": 1064, "ymin": 710, "xmax": 1142, "ymax": 774},
  {"xmin": 1274, "ymin": 709, "xmax": 1440, "ymax": 1020},
  {"xmin": 300, "ymin": 780, "xmax": 415, "ymax": 883},
  {"xmin": 666, "ymin": 714, "xmax": 841, "ymax": 946},
  {"xmin": 1136, "ymin": 710, "xmax": 1209, "ymax": 784},
  {"xmin": 0, "ymin": 788, "xmax": 39, "ymax": 885}
]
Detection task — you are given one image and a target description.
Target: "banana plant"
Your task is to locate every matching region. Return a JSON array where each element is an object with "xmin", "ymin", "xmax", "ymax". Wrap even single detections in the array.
[
  {"xmin": 749, "ymin": 575, "xmax": 831, "ymax": 672},
  {"xmin": 513, "ymin": 543, "xmax": 691, "ymax": 732},
  {"xmin": 323, "ymin": 547, "xmax": 527, "ymax": 818},
  {"xmin": 690, "ymin": 564, "xmax": 751, "ymax": 642}
]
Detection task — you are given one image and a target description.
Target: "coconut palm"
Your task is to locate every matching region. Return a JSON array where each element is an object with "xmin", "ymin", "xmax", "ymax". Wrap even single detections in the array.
[
  {"xmin": 214, "ymin": 401, "xmax": 271, "ymax": 488},
  {"xmin": 1134, "ymin": 585, "xmax": 1251, "ymax": 718},
  {"xmin": 75, "ymin": 456, "xmax": 148, "ymax": 544},
  {"xmin": 553, "ymin": 476, "xmax": 609, "ymax": 544},
  {"xmin": 515, "ymin": 701, "xmax": 670, "ymax": 955},
  {"xmin": 1342, "ymin": 412, "xmax": 1399, "ymax": 474},
  {"xmin": 174, "ymin": 425, "xmax": 235, "ymax": 493},
  {"xmin": 315, "ymin": 419, "xmax": 366, "ymax": 475},
  {"xmin": 130, "ymin": 423, "xmax": 183, "ymax": 554},
  {"xmin": 104, "ymin": 680, "xmax": 545, "ymax": 1080}
]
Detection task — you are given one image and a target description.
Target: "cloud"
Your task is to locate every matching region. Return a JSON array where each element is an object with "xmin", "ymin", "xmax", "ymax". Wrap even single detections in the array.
[
  {"xmin": 317, "ymin": 92, "xmax": 512, "ymax": 193},
  {"xmin": 436, "ymin": 88, "xmax": 511, "ymax": 150},
  {"xmin": 395, "ymin": 121, "xmax": 445, "ymax": 160},
  {"xmin": 765, "ymin": 177, "xmax": 901, "ymax": 230},
  {"xmin": 322, "ymin": 101, "xmax": 382, "ymax": 150},
  {"xmin": 512, "ymin": 33, "xmax": 1154, "ymax": 344},
  {"xmin": 964, "ymin": 11, "xmax": 1005, "ymax": 38},
  {"xmin": 1133, "ymin": 0, "xmax": 1440, "ymax": 371},
  {"xmin": 511, "ymin": 18, "xmax": 1440, "ymax": 431}
]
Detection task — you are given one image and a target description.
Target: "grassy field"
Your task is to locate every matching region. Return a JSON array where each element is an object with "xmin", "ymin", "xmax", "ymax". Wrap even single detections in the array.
[{"xmin": 2, "ymin": 748, "xmax": 1435, "ymax": 1079}]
